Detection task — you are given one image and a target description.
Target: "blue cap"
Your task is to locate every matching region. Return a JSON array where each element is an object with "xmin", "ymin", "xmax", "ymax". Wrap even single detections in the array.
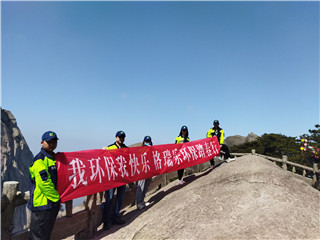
[
  {"xmin": 181, "ymin": 126, "xmax": 188, "ymax": 131},
  {"xmin": 116, "ymin": 131, "xmax": 126, "ymax": 138},
  {"xmin": 213, "ymin": 120, "xmax": 219, "ymax": 125},
  {"xmin": 42, "ymin": 131, "xmax": 58, "ymax": 142},
  {"xmin": 144, "ymin": 136, "xmax": 152, "ymax": 142}
]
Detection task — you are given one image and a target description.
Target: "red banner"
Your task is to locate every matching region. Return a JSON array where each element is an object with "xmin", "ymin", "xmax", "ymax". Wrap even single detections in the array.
[{"xmin": 56, "ymin": 137, "xmax": 220, "ymax": 202}]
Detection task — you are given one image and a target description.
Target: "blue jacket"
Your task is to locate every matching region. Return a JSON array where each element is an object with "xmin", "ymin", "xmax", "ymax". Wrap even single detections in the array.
[{"xmin": 28, "ymin": 148, "xmax": 60, "ymax": 211}]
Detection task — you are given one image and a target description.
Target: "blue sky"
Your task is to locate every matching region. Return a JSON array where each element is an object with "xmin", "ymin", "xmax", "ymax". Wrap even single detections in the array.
[{"xmin": 1, "ymin": 1, "xmax": 319, "ymax": 155}]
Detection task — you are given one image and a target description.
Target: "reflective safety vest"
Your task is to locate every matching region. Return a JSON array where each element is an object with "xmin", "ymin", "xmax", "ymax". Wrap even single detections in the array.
[
  {"xmin": 207, "ymin": 127, "xmax": 224, "ymax": 144},
  {"xmin": 28, "ymin": 149, "xmax": 60, "ymax": 211},
  {"xmin": 175, "ymin": 136, "xmax": 190, "ymax": 144},
  {"xmin": 106, "ymin": 142, "xmax": 128, "ymax": 150}
]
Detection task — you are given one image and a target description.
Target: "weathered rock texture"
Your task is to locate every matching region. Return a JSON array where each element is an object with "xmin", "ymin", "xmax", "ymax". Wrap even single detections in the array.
[
  {"xmin": 224, "ymin": 132, "xmax": 259, "ymax": 147},
  {"xmin": 1, "ymin": 108, "xmax": 34, "ymax": 232},
  {"xmin": 96, "ymin": 155, "xmax": 320, "ymax": 240}
]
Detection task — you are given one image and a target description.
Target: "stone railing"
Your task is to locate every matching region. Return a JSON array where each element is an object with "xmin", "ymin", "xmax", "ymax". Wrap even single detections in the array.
[
  {"xmin": 231, "ymin": 150, "xmax": 320, "ymax": 187},
  {"xmin": 1, "ymin": 162, "xmax": 211, "ymax": 240},
  {"xmin": 1, "ymin": 181, "xmax": 30, "ymax": 240}
]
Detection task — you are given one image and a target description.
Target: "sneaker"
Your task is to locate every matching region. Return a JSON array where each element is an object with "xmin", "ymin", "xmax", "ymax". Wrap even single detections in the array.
[
  {"xmin": 144, "ymin": 201, "xmax": 150, "ymax": 207},
  {"xmin": 113, "ymin": 216, "xmax": 125, "ymax": 225},
  {"xmin": 210, "ymin": 165, "xmax": 214, "ymax": 170},
  {"xmin": 137, "ymin": 203, "xmax": 144, "ymax": 210},
  {"xmin": 226, "ymin": 158, "xmax": 235, "ymax": 163},
  {"xmin": 179, "ymin": 180, "xmax": 185, "ymax": 185}
]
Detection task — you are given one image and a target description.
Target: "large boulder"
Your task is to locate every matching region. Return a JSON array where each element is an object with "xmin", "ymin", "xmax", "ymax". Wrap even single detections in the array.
[
  {"xmin": 224, "ymin": 132, "xmax": 258, "ymax": 147},
  {"xmin": 96, "ymin": 155, "xmax": 320, "ymax": 240},
  {"xmin": 245, "ymin": 132, "xmax": 259, "ymax": 143},
  {"xmin": 1, "ymin": 108, "xmax": 34, "ymax": 232},
  {"xmin": 224, "ymin": 134, "xmax": 246, "ymax": 147}
]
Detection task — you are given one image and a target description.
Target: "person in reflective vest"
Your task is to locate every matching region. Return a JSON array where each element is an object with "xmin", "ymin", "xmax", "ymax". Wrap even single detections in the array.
[
  {"xmin": 206, "ymin": 120, "xmax": 231, "ymax": 168},
  {"xmin": 28, "ymin": 131, "xmax": 60, "ymax": 240},
  {"xmin": 175, "ymin": 126, "xmax": 190, "ymax": 185},
  {"xmin": 102, "ymin": 130, "xmax": 127, "ymax": 230}
]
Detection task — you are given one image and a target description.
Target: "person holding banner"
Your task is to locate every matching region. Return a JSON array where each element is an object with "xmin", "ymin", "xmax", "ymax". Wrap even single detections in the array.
[
  {"xmin": 136, "ymin": 136, "xmax": 153, "ymax": 210},
  {"xmin": 102, "ymin": 130, "xmax": 128, "ymax": 230},
  {"xmin": 206, "ymin": 120, "xmax": 231, "ymax": 169},
  {"xmin": 175, "ymin": 126, "xmax": 190, "ymax": 185},
  {"xmin": 28, "ymin": 131, "xmax": 60, "ymax": 240}
]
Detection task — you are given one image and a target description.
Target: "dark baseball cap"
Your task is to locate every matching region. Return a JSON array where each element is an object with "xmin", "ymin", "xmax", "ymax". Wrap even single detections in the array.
[
  {"xmin": 213, "ymin": 120, "xmax": 219, "ymax": 125},
  {"xmin": 144, "ymin": 136, "xmax": 152, "ymax": 142},
  {"xmin": 42, "ymin": 131, "xmax": 59, "ymax": 142},
  {"xmin": 116, "ymin": 131, "xmax": 126, "ymax": 138},
  {"xmin": 181, "ymin": 126, "xmax": 188, "ymax": 131}
]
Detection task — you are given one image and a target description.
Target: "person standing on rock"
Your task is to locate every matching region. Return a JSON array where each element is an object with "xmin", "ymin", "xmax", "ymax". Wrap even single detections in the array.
[
  {"xmin": 136, "ymin": 136, "xmax": 153, "ymax": 210},
  {"xmin": 28, "ymin": 131, "xmax": 60, "ymax": 240},
  {"xmin": 206, "ymin": 120, "xmax": 232, "ymax": 169},
  {"xmin": 102, "ymin": 130, "xmax": 127, "ymax": 230},
  {"xmin": 175, "ymin": 126, "xmax": 190, "ymax": 185}
]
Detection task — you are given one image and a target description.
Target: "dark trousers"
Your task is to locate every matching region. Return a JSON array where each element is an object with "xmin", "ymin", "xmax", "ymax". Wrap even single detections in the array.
[
  {"xmin": 103, "ymin": 185, "xmax": 126, "ymax": 224},
  {"xmin": 210, "ymin": 144, "xmax": 231, "ymax": 165},
  {"xmin": 221, "ymin": 144, "xmax": 231, "ymax": 159},
  {"xmin": 177, "ymin": 169, "xmax": 184, "ymax": 180},
  {"xmin": 29, "ymin": 203, "xmax": 60, "ymax": 240}
]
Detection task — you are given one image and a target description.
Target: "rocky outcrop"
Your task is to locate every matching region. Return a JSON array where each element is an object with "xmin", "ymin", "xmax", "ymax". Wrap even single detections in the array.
[
  {"xmin": 129, "ymin": 142, "xmax": 143, "ymax": 147},
  {"xmin": 95, "ymin": 155, "xmax": 320, "ymax": 240},
  {"xmin": 245, "ymin": 132, "xmax": 259, "ymax": 143},
  {"xmin": 224, "ymin": 132, "xmax": 259, "ymax": 147},
  {"xmin": 1, "ymin": 108, "xmax": 33, "ymax": 232}
]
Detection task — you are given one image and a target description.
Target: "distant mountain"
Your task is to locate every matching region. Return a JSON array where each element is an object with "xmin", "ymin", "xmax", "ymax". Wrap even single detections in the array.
[
  {"xmin": 224, "ymin": 132, "xmax": 259, "ymax": 147},
  {"xmin": 1, "ymin": 108, "xmax": 34, "ymax": 232},
  {"xmin": 129, "ymin": 142, "xmax": 143, "ymax": 147}
]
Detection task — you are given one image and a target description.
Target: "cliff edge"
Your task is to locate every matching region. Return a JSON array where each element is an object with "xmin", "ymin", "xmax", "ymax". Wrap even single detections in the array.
[{"xmin": 1, "ymin": 109, "xmax": 34, "ymax": 232}]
